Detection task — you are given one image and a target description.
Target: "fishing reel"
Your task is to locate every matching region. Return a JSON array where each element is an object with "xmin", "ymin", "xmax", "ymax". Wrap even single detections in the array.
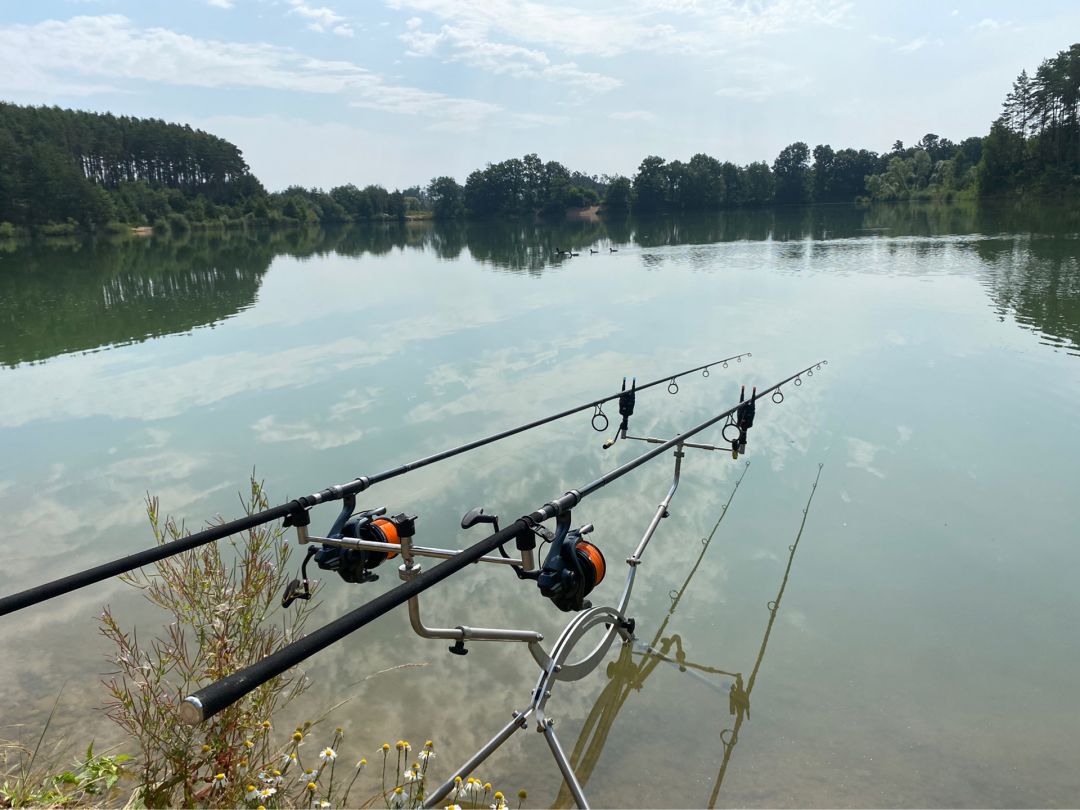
[
  {"xmin": 537, "ymin": 516, "xmax": 606, "ymax": 612},
  {"xmin": 282, "ymin": 505, "xmax": 416, "ymax": 606},
  {"xmin": 314, "ymin": 509, "xmax": 417, "ymax": 584}
]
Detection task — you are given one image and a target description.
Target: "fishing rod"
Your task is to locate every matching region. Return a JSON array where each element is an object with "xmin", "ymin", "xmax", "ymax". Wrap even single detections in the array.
[
  {"xmin": 0, "ymin": 352, "xmax": 750, "ymax": 617},
  {"xmin": 179, "ymin": 360, "xmax": 825, "ymax": 732}
]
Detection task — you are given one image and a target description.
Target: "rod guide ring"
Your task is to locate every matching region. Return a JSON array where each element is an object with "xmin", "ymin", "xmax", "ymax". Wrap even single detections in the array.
[{"xmin": 590, "ymin": 405, "xmax": 609, "ymax": 432}]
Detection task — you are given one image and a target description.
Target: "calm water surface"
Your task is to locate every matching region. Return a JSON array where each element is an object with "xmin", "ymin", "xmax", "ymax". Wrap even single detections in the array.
[{"xmin": 1, "ymin": 204, "xmax": 1079, "ymax": 807}]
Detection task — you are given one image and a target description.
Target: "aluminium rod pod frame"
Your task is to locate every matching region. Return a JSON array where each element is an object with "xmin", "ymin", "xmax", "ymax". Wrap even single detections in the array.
[
  {"xmin": 297, "ymin": 503, "xmax": 547, "ymax": 657},
  {"xmin": 424, "ymin": 440, "xmax": 701, "ymax": 810}
]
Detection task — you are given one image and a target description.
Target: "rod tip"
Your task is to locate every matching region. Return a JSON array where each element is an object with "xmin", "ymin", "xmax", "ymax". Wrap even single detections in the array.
[{"xmin": 179, "ymin": 696, "xmax": 204, "ymax": 725}]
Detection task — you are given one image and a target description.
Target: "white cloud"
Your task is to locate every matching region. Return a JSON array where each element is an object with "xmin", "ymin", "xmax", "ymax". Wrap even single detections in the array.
[
  {"xmin": 846, "ymin": 437, "xmax": 885, "ymax": 479},
  {"xmin": 972, "ymin": 18, "xmax": 1013, "ymax": 31},
  {"xmin": 609, "ymin": 110, "xmax": 656, "ymax": 122},
  {"xmin": 288, "ymin": 0, "xmax": 354, "ymax": 37},
  {"xmin": 206, "ymin": 0, "xmax": 234, "ymax": 8},
  {"xmin": 388, "ymin": 0, "xmax": 850, "ymax": 59},
  {"xmin": 715, "ymin": 85, "xmax": 776, "ymax": 101},
  {"xmin": 252, "ymin": 415, "xmax": 365, "ymax": 450},
  {"xmin": 713, "ymin": 56, "xmax": 811, "ymax": 101},
  {"xmin": 0, "ymin": 15, "xmax": 497, "ymax": 125},
  {"xmin": 399, "ymin": 22, "xmax": 620, "ymax": 95},
  {"xmin": 897, "ymin": 36, "xmax": 928, "ymax": 53}
]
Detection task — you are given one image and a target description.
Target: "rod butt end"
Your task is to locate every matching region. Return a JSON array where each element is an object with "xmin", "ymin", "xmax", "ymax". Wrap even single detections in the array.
[{"xmin": 179, "ymin": 696, "xmax": 204, "ymax": 726}]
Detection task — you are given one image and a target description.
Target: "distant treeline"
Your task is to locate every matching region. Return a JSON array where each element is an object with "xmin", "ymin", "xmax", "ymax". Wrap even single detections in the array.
[
  {"xmin": 0, "ymin": 43, "xmax": 1077, "ymax": 234},
  {"xmin": 0, "ymin": 103, "xmax": 427, "ymax": 234},
  {"xmin": 978, "ymin": 44, "xmax": 1080, "ymax": 196}
]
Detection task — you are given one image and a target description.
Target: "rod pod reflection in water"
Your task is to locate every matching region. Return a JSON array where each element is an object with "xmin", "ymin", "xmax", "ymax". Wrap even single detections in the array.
[
  {"xmin": 561, "ymin": 464, "xmax": 824, "ymax": 807},
  {"xmin": 179, "ymin": 361, "xmax": 826, "ymax": 809},
  {"xmin": 705, "ymin": 463, "xmax": 824, "ymax": 808},
  {"xmin": 0, "ymin": 353, "xmax": 751, "ymax": 617}
]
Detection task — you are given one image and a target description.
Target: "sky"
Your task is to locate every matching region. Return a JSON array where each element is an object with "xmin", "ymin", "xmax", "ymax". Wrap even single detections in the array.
[{"xmin": 1, "ymin": 0, "xmax": 1078, "ymax": 191}]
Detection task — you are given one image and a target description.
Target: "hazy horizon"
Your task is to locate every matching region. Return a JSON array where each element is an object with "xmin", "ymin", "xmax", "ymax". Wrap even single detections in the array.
[{"xmin": 2, "ymin": 1, "xmax": 1078, "ymax": 191}]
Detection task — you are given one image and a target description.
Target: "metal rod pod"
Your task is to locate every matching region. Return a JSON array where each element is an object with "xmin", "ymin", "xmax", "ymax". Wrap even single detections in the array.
[
  {"xmin": 180, "ymin": 360, "xmax": 825, "ymax": 723},
  {"xmin": 180, "ymin": 519, "xmax": 534, "ymax": 724}
]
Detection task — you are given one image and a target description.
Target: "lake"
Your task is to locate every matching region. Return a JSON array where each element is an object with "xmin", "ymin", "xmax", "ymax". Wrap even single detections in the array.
[{"xmin": 1, "ymin": 203, "xmax": 1079, "ymax": 807}]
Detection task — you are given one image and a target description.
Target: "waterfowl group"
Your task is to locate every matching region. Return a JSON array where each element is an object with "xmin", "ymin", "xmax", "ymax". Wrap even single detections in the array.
[{"xmin": 555, "ymin": 245, "xmax": 619, "ymax": 258}]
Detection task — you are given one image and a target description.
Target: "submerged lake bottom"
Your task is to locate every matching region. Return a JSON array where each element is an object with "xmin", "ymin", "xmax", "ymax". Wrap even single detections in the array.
[{"xmin": 1, "ymin": 203, "xmax": 1079, "ymax": 807}]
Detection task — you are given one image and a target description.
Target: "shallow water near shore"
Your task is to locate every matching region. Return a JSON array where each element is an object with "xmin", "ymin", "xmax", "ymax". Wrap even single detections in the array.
[{"xmin": 1, "ymin": 202, "xmax": 1079, "ymax": 807}]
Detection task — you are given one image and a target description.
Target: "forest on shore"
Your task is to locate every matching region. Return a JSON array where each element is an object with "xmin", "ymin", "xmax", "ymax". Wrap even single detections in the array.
[{"xmin": 0, "ymin": 43, "xmax": 1077, "ymax": 236}]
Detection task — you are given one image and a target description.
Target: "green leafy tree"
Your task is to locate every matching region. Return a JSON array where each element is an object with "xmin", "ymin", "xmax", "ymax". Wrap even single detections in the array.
[
  {"xmin": 603, "ymin": 176, "xmax": 632, "ymax": 213},
  {"xmin": 632, "ymin": 155, "xmax": 668, "ymax": 213},
  {"xmin": 742, "ymin": 161, "xmax": 774, "ymax": 206},
  {"xmin": 427, "ymin": 176, "xmax": 465, "ymax": 219},
  {"xmin": 811, "ymin": 144, "xmax": 835, "ymax": 202},
  {"xmin": 772, "ymin": 142, "xmax": 811, "ymax": 205}
]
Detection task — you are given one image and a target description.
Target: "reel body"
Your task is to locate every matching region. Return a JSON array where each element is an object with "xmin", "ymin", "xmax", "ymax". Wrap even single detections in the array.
[
  {"xmin": 537, "ymin": 524, "xmax": 606, "ymax": 612},
  {"xmin": 315, "ymin": 511, "xmax": 415, "ymax": 583}
]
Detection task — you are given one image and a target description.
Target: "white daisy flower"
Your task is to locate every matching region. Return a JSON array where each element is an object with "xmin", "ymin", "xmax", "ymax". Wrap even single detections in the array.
[
  {"xmin": 390, "ymin": 787, "xmax": 406, "ymax": 808},
  {"xmin": 418, "ymin": 749, "xmax": 435, "ymax": 762},
  {"xmin": 211, "ymin": 773, "xmax": 228, "ymax": 789},
  {"xmin": 466, "ymin": 778, "xmax": 483, "ymax": 801},
  {"xmin": 449, "ymin": 776, "xmax": 464, "ymax": 801},
  {"xmin": 319, "ymin": 747, "xmax": 337, "ymax": 762}
]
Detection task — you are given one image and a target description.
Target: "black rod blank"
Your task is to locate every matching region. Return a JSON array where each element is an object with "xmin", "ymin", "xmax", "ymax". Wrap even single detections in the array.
[
  {"xmin": 180, "ymin": 360, "xmax": 824, "ymax": 724},
  {"xmin": 0, "ymin": 353, "xmax": 749, "ymax": 618}
]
